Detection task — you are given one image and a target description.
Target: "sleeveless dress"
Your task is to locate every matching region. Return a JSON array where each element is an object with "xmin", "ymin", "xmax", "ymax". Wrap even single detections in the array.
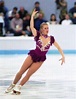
[{"xmin": 28, "ymin": 31, "xmax": 55, "ymax": 62}]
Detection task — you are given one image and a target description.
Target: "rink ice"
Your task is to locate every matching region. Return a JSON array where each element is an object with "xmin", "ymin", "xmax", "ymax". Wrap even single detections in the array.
[{"xmin": 0, "ymin": 54, "xmax": 76, "ymax": 99}]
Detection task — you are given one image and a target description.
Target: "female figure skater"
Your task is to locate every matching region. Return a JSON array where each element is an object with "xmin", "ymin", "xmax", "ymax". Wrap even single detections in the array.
[{"xmin": 5, "ymin": 9, "xmax": 65, "ymax": 94}]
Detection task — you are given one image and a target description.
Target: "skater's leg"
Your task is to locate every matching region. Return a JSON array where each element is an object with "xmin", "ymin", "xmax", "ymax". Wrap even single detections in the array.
[
  {"xmin": 13, "ymin": 62, "xmax": 43, "ymax": 94},
  {"xmin": 5, "ymin": 55, "xmax": 33, "ymax": 93},
  {"xmin": 13, "ymin": 55, "xmax": 33, "ymax": 84},
  {"xmin": 20, "ymin": 61, "xmax": 43, "ymax": 86}
]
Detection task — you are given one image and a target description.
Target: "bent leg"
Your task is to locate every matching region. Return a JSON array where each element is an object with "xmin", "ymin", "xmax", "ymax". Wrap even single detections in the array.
[
  {"xmin": 19, "ymin": 62, "xmax": 43, "ymax": 86},
  {"xmin": 13, "ymin": 55, "xmax": 33, "ymax": 84}
]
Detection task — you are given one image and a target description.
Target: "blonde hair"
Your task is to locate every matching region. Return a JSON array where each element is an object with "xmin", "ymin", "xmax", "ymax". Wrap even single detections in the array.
[{"xmin": 40, "ymin": 22, "xmax": 48, "ymax": 33}]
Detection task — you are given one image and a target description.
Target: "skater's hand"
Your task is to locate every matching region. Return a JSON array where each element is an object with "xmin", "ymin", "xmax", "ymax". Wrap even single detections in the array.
[
  {"xmin": 59, "ymin": 57, "xmax": 65, "ymax": 65},
  {"xmin": 31, "ymin": 9, "xmax": 38, "ymax": 17}
]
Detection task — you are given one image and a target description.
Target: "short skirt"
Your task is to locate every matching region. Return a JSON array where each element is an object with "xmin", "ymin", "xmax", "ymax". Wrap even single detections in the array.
[{"xmin": 28, "ymin": 50, "xmax": 46, "ymax": 62}]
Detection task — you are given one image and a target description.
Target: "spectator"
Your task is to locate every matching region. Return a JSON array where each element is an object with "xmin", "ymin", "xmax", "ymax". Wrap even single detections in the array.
[
  {"xmin": 48, "ymin": 14, "xmax": 59, "ymax": 24},
  {"xmin": 0, "ymin": 0, "xmax": 8, "ymax": 16},
  {"xmin": 55, "ymin": 0, "xmax": 61, "ymax": 10},
  {"xmin": 23, "ymin": 13, "xmax": 32, "ymax": 36},
  {"xmin": 0, "ymin": 0, "xmax": 9, "ymax": 33},
  {"xmin": 34, "ymin": 12, "xmax": 47, "ymax": 31},
  {"xmin": 8, "ymin": 7, "xmax": 18, "ymax": 20},
  {"xmin": 0, "ymin": 13, "xmax": 4, "ymax": 36},
  {"xmin": 10, "ymin": 13, "xmax": 25, "ymax": 36},
  {"xmin": 31, "ymin": 1, "xmax": 44, "ymax": 19},
  {"xmin": 59, "ymin": 0, "xmax": 67, "ymax": 20},
  {"xmin": 34, "ymin": 1, "xmax": 41, "ymax": 12},
  {"xmin": 61, "ymin": 14, "xmax": 72, "ymax": 25},
  {"xmin": 71, "ymin": 13, "xmax": 76, "ymax": 24},
  {"xmin": 55, "ymin": 0, "xmax": 61, "ymax": 21},
  {"xmin": 69, "ymin": 2, "xmax": 76, "ymax": 18},
  {"xmin": 18, "ymin": 7, "xmax": 28, "ymax": 20}
]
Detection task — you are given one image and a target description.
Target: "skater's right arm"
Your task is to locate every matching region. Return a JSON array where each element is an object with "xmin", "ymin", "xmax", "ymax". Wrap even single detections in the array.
[{"xmin": 30, "ymin": 9, "xmax": 38, "ymax": 37}]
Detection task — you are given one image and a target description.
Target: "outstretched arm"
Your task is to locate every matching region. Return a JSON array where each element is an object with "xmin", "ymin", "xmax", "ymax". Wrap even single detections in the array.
[
  {"xmin": 53, "ymin": 41, "xmax": 65, "ymax": 65},
  {"xmin": 30, "ymin": 9, "xmax": 38, "ymax": 37}
]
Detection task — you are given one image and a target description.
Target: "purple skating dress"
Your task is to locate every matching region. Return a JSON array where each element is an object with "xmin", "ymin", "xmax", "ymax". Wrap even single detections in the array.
[{"xmin": 28, "ymin": 31, "xmax": 55, "ymax": 62}]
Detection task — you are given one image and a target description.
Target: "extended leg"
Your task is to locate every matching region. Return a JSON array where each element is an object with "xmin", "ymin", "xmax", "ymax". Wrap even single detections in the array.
[
  {"xmin": 13, "ymin": 55, "xmax": 33, "ymax": 84},
  {"xmin": 19, "ymin": 61, "xmax": 43, "ymax": 86},
  {"xmin": 13, "ymin": 61, "xmax": 43, "ymax": 94},
  {"xmin": 5, "ymin": 55, "xmax": 33, "ymax": 93}
]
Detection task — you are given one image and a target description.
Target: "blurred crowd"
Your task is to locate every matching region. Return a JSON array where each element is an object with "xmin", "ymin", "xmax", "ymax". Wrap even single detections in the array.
[{"xmin": 0, "ymin": 0, "xmax": 76, "ymax": 36}]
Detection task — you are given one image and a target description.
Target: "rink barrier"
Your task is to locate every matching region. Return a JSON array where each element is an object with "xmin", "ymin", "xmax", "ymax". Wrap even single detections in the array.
[
  {"xmin": 0, "ymin": 25, "xmax": 76, "ymax": 55},
  {"xmin": 0, "ymin": 50, "xmax": 75, "ymax": 55}
]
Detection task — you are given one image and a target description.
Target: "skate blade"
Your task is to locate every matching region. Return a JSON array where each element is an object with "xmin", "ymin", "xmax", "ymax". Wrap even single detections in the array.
[
  {"xmin": 12, "ymin": 90, "xmax": 21, "ymax": 95},
  {"xmin": 5, "ymin": 90, "xmax": 13, "ymax": 94}
]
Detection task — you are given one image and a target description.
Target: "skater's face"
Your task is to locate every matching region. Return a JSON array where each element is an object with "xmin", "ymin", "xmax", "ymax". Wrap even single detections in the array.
[
  {"xmin": 42, "ymin": 25, "xmax": 49, "ymax": 34},
  {"xmin": 41, "ymin": 24, "xmax": 49, "ymax": 35}
]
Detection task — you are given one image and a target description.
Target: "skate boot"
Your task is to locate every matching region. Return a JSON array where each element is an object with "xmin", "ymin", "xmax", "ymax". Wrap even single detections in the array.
[
  {"xmin": 5, "ymin": 83, "xmax": 15, "ymax": 93},
  {"xmin": 13, "ymin": 85, "xmax": 21, "ymax": 95}
]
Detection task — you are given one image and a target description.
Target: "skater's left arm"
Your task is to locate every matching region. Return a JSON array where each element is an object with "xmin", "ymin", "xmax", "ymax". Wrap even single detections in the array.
[{"xmin": 53, "ymin": 41, "xmax": 65, "ymax": 65}]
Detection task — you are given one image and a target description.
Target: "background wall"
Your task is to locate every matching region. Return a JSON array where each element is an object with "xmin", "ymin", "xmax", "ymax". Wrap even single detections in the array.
[
  {"xmin": 4, "ymin": 0, "xmax": 76, "ymax": 20},
  {"xmin": 0, "ymin": 25, "xmax": 76, "ymax": 51}
]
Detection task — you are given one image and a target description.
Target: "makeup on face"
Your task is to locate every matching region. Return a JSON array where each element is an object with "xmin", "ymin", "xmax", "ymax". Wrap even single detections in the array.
[{"xmin": 42, "ymin": 25, "xmax": 49, "ymax": 34}]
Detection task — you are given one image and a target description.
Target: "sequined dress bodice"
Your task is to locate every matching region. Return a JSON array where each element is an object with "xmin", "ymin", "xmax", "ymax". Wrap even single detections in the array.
[{"xmin": 34, "ymin": 31, "xmax": 55, "ymax": 56}]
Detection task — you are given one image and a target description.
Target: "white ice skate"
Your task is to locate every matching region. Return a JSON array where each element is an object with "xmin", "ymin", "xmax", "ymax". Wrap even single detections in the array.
[
  {"xmin": 12, "ymin": 85, "xmax": 21, "ymax": 95},
  {"xmin": 5, "ymin": 83, "xmax": 15, "ymax": 93}
]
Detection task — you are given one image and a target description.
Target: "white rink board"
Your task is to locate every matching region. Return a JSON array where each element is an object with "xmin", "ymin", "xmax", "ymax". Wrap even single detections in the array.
[{"xmin": 0, "ymin": 25, "xmax": 76, "ymax": 50}]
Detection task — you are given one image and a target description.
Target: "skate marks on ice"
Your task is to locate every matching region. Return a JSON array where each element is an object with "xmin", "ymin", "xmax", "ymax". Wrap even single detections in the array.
[{"xmin": 0, "ymin": 80, "xmax": 76, "ymax": 99}]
